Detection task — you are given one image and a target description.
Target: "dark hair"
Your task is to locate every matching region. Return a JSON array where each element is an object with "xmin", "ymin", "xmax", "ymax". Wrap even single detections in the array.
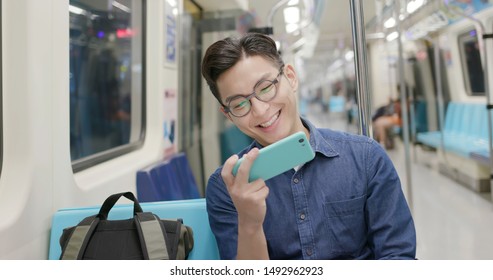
[{"xmin": 201, "ymin": 33, "xmax": 284, "ymax": 105}]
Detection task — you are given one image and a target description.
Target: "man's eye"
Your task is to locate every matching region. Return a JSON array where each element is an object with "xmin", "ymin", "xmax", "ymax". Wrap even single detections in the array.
[
  {"xmin": 234, "ymin": 99, "xmax": 249, "ymax": 109},
  {"xmin": 257, "ymin": 82, "xmax": 274, "ymax": 95},
  {"xmin": 259, "ymin": 84, "xmax": 274, "ymax": 95}
]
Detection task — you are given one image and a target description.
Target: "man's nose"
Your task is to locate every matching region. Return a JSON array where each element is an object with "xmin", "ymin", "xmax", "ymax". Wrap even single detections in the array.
[{"xmin": 250, "ymin": 97, "xmax": 270, "ymax": 116}]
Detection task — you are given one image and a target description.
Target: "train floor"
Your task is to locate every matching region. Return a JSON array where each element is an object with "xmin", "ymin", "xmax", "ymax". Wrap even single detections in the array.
[{"xmin": 305, "ymin": 103, "xmax": 493, "ymax": 259}]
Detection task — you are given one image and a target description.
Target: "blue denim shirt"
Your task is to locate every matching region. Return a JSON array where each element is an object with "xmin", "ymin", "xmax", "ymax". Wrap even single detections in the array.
[{"xmin": 206, "ymin": 118, "xmax": 416, "ymax": 260}]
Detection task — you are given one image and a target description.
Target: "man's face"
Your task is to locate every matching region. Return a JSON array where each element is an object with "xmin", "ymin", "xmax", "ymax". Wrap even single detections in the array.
[{"xmin": 216, "ymin": 56, "xmax": 307, "ymax": 146}]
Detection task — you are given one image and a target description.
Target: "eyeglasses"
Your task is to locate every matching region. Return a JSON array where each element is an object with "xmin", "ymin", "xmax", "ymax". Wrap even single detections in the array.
[{"xmin": 223, "ymin": 66, "xmax": 284, "ymax": 118}]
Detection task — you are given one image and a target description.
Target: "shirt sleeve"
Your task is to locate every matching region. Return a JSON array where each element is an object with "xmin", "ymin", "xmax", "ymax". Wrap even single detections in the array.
[
  {"xmin": 365, "ymin": 140, "xmax": 417, "ymax": 259},
  {"xmin": 205, "ymin": 170, "xmax": 239, "ymax": 260}
]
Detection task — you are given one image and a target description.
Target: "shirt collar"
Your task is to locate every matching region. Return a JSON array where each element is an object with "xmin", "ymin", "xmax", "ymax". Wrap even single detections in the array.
[{"xmin": 301, "ymin": 116, "xmax": 339, "ymax": 158}]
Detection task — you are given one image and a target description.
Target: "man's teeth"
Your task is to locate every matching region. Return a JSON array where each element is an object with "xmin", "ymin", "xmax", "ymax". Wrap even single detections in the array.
[{"xmin": 259, "ymin": 113, "xmax": 279, "ymax": 128}]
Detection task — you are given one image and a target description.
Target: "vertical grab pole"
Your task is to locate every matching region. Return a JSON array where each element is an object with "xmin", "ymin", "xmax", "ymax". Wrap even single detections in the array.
[
  {"xmin": 349, "ymin": 0, "xmax": 372, "ymax": 137},
  {"xmin": 349, "ymin": 0, "xmax": 414, "ymax": 211},
  {"xmin": 395, "ymin": 0, "xmax": 413, "ymax": 212},
  {"xmin": 433, "ymin": 36, "xmax": 449, "ymax": 165}
]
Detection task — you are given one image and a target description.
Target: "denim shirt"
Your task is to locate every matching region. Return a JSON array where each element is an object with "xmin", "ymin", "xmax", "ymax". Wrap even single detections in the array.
[{"xmin": 206, "ymin": 118, "xmax": 416, "ymax": 260}]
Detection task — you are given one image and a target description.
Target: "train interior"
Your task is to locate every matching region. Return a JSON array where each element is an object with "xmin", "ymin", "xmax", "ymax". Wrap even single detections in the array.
[{"xmin": 1, "ymin": 0, "xmax": 493, "ymax": 260}]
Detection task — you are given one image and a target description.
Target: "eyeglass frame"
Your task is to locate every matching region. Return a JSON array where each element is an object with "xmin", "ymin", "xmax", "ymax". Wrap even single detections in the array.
[{"xmin": 221, "ymin": 65, "xmax": 285, "ymax": 117}]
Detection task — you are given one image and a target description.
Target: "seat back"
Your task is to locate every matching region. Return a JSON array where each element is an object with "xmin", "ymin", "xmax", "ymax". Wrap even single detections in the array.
[
  {"xmin": 449, "ymin": 103, "xmax": 464, "ymax": 134},
  {"xmin": 170, "ymin": 153, "xmax": 200, "ymax": 199},
  {"xmin": 136, "ymin": 165, "xmax": 162, "ymax": 203},
  {"xmin": 220, "ymin": 125, "xmax": 252, "ymax": 163},
  {"xmin": 136, "ymin": 153, "xmax": 200, "ymax": 202},
  {"xmin": 154, "ymin": 160, "xmax": 184, "ymax": 200}
]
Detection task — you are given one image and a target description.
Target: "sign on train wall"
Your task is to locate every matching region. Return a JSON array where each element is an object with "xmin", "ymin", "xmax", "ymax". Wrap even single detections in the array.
[
  {"xmin": 163, "ymin": 88, "xmax": 177, "ymax": 159},
  {"xmin": 164, "ymin": 0, "xmax": 178, "ymax": 68},
  {"xmin": 444, "ymin": 0, "xmax": 493, "ymax": 22},
  {"xmin": 447, "ymin": 0, "xmax": 492, "ymax": 14}
]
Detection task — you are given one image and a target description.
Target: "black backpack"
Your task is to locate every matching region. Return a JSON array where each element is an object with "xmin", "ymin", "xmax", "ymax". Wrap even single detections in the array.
[{"xmin": 59, "ymin": 192, "xmax": 194, "ymax": 260}]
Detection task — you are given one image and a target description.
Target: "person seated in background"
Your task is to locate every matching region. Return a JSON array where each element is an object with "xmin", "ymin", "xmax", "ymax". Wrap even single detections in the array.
[{"xmin": 372, "ymin": 98, "xmax": 402, "ymax": 149}]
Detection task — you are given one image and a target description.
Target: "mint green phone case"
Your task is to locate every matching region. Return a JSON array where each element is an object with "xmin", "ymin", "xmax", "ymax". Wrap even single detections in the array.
[{"xmin": 232, "ymin": 131, "xmax": 315, "ymax": 182}]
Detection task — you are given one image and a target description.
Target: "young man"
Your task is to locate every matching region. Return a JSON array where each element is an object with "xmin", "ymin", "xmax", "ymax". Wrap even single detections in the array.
[{"xmin": 201, "ymin": 33, "xmax": 416, "ymax": 260}]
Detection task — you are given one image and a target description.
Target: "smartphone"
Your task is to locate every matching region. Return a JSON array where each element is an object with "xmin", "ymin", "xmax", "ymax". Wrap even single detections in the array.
[{"xmin": 232, "ymin": 131, "xmax": 315, "ymax": 182}]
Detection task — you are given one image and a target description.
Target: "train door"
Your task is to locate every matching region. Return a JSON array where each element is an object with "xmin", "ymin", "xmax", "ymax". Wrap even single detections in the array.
[
  {"xmin": 198, "ymin": 10, "xmax": 246, "ymax": 189},
  {"xmin": 406, "ymin": 40, "xmax": 451, "ymax": 137},
  {"xmin": 179, "ymin": 2, "xmax": 252, "ymax": 191},
  {"xmin": 427, "ymin": 42, "xmax": 451, "ymax": 132},
  {"xmin": 178, "ymin": 0, "xmax": 205, "ymax": 194}
]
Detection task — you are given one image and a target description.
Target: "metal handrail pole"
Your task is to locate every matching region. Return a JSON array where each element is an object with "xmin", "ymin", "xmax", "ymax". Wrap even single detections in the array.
[
  {"xmin": 395, "ymin": 0, "xmax": 413, "ymax": 212},
  {"xmin": 349, "ymin": 0, "xmax": 372, "ymax": 137}
]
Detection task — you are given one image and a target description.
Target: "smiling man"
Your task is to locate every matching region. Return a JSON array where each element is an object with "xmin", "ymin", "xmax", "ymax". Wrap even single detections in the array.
[{"xmin": 201, "ymin": 33, "xmax": 416, "ymax": 260}]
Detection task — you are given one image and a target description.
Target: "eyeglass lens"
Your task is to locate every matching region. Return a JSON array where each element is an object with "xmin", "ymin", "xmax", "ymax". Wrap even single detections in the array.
[{"xmin": 228, "ymin": 79, "xmax": 278, "ymax": 117}]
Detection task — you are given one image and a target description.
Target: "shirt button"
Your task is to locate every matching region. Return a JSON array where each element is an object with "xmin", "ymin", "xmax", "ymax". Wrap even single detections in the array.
[
  {"xmin": 293, "ymin": 178, "xmax": 299, "ymax": 183},
  {"xmin": 306, "ymin": 248, "xmax": 313, "ymax": 256},
  {"xmin": 300, "ymin": 213, "xmax": 306, "ymax": 220}
]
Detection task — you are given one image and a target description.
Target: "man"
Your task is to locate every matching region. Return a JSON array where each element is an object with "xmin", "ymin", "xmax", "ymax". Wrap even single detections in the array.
[{"xmin": 201, "ymin": 33, "xmax": 416, "ymax": 260}]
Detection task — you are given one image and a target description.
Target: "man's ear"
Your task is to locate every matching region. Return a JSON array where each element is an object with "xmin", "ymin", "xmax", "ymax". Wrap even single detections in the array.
[
  {"xmin": 284, "ymin": 64, "xmax": 298, "ymax": 91},
  {"xmin": 220, "ymin": 106, "xmax": 233, "ymax": 121}
]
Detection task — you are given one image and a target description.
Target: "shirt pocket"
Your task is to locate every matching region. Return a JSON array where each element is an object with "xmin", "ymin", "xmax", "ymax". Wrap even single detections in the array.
[{"xmin": 323, "ymin": 195, "xmax": 367, "ymax": 256}]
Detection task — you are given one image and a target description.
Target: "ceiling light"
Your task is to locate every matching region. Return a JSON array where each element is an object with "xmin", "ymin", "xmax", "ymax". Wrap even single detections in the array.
[
  {"xmin": 386, "ymin": 31, "xmax": 399, "ymax": 42},
  {"xmin": 287, "ymin": 0, "xmax": 299, "ymax": 6},
  {"xmin": 113, "ymin": 1, "xmax": 131, "ymax": 13},
  {"xmin": 384, "ymin": 17, "xmax": 396, "ymax": 29},
  {"xmin": 166, "ymin": 0, "xmax": 177, "ymax": 7},
  {"xmin": 284, "ymin": 7, "xmax": 300, "ymax": 24},
  {"xmin": 285, "ymin": 23, "xmax": 299, "ymax": 33},
  {"xmin": 407, "ymin": 0, "xmax": 425, "ymax": 14},
  {"xmin": 345, "ymin": 51, "xmax": 354, "ymax": 62},
  {"xmin": 69, "ymin": 5, "xmax": 86, "ymax": 15}
]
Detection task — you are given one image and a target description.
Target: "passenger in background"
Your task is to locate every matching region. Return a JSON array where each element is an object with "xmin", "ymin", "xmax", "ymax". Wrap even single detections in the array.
[
  {"xmin": 201, "ymin": 33, "xmax": 416, "ymax": 260},
  {"xmin": 372, "ymin": 98, "xmax": 402, "ymax": 150}
]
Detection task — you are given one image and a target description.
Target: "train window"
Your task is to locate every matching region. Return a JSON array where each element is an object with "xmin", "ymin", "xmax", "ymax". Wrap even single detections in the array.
[
  {"xmin": 69, "ymin": 0, "xmax": 146, "ymax": 171},
  {"xmin": 0, "ymin": 2, "xmax": 2, "ymax": 175},
  {"xmin": 458, "ymin": 29, "xmax": 485, "ymax": 96}
]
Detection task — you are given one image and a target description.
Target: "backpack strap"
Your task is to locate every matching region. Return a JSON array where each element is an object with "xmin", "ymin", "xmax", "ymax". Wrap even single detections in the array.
[
  {"xmin": 59, "ymin": 215, "xmax": 99, "ymax": 260},
  {"xmin": 135, "ymin": 212, "xmax": 170, "ymax": 260},
  {"xmin": 180, "ymin": 224, "xmax": 194, "ymax": 259},
  {"xmin": 161, "ymin": 219, "xmax": 194, "ymax": 260},
  {"xmin": 161, "ymin": 219, "xmax": 183, "ymax": 260}
]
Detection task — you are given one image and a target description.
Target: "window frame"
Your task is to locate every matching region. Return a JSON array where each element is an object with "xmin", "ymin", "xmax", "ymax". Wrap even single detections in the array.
[
  {"xmin": 0, "ymin": 2, "xmax": 3, "ymax": 175},
  {"xmin": 70, "ymin": 0, "xmax": 147, "ymax": 172},
  {"xmin": 457, "ymin": 28, "xmax": 486, "ymax": 97}
]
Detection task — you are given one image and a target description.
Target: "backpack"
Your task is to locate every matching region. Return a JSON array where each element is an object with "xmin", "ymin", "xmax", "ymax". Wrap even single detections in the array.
[{"xmin": 59, "ymin": 192, "xmax": 194, "ymax": 260}]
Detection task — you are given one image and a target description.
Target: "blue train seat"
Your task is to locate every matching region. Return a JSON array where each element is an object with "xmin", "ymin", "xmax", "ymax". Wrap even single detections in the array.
[
  {"xmin": 153, "ymin": 160, "xmax": 184, "ymax": 200},
  {"xmin": 414, "ymin": 100, "xmax": 428, "ymax": 134},
  {"xmin": 136, "ymin": 153, "xmax": 200, "ymax": 202},
  {"xmin": 48, "ymin": 198, "xmax": 220, "ymax": 260},
  {"xmin": 136, "ymin": 160, "xmax": 180, "ymax": 202},
  {"xmin": 135, "ymin": 164, "xmax": 162, "ymax": 203},
  {"xmin": 416, "ymin": 102, "xmax": 489, "ymax": 157},
  {"xmin": 416, "ymin": 102, "xmax": 492, "ymax": 167},
  {"xmin": 446, "ymin": 104, "xmax": 487, "ymax": 157},
  {"xmin": 329, "ymin": 96, "xmax": 345, "ymax": 113},
  {"xmin": 220, "ymin": 125, "xmax": 252, "ymax": 163},
  {"xmin": 471, "ymin": 150, "xmax": 491, "ymax": 166},
  {"xmin": 416, "ymin": 102, "xmax": 456, "ymax": 148},
  {"xmin": 170, "ymin": 153, "xmax": 200, "ymax": 199}
]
